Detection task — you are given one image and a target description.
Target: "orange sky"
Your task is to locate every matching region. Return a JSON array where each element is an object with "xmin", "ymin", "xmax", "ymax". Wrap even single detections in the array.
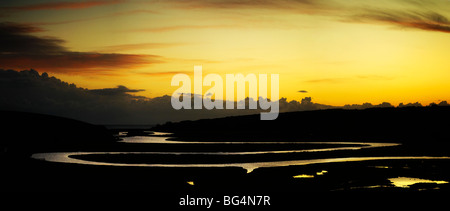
[{"xmin": 2, "ymin": 0, "xmax": 450, "ymax": 106}]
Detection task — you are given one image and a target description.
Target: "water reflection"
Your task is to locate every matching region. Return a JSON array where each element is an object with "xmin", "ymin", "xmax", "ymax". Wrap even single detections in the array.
[
  {"xmin": 371, "ymin": 166, "xmax": 392, "ymax": 169},
  {"xmin": 151, "ymin": 132, "xmax": 173, "ymax": 136},
  {"xmin": 388, "ymin": 177, "xmax": 448, "ymax": 188},
  {"xmin": 316, "ymin": 170, "xmax": 328, "ymax": 175},
  {"xmin": 293, "ymin": 170, "xmax": 328, "ymax": 178},
  {"xmin": 31, "ymin": 152, "xmax": 450, "ymax": 173},
  {"xmin": 293, "ymin": 174, "xmax": 314, "ymax": 178},
  {"xmin": 30, "ymin": 132, "xmax": 450, "ymax": 174},
  {"xmin": 118, "ymin": 135, "xmax": 400, "ymax": 155}
]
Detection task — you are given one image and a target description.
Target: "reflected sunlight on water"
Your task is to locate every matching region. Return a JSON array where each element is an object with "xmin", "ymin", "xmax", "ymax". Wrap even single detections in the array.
[
  {"xmin": 388, "ymin": 177, "xmax": 448, "ymax": 188},
  {"xmin": 371, "ymin": 166, "xmax": 392, "ymax": 169},
  {"xmin": 316, "ymin": 170, "xmax": 328, "ymax": 175},
  {"xmin": 30, "ymin": 132, "xmax": 450, "ymax": 174},
  {"xmin": 151, "ymin": 132, "xmax": 174, "ymax": 136},
  {"xmin": 31, "ymin": 152, "xmax": 450, "ymax": 174},
  {"xmin": 118, "ymin": 135, "xmax": 400, "ymax": 155},
  {"xmin": 293, "ymin": 174, "xmax": 314, "ymax": 178}
]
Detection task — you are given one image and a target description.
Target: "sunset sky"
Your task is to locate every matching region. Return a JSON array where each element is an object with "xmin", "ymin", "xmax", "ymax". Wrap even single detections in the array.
[{"xmin": 2, "ymin": 0, "xmax": 450, "ymax": 106}]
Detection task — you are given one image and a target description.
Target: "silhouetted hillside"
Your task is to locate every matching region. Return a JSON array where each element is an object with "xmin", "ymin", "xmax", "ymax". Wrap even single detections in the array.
[
  {"xmin": 1, "ymin": 110, "xmax": 115, "ymax": 154},
  {"xmin": 152, "ymin": 106, "xmax": 450, "ymax": 143}
]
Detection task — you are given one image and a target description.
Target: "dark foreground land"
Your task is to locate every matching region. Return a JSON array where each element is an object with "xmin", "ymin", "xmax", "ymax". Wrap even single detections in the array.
[
  {"xmin": 154, "ymin": 106, "xmax": 450, "ymax": 143},
  {"xmin": 1, "ymin": 107, "xmax": 450, "ymax": 206}
]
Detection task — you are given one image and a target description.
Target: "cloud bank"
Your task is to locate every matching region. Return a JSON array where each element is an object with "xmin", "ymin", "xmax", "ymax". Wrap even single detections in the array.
[
  {"xmin": 0, "ymin": 69, "xmax": 331, "ymax": 124},
  {"xmin": 1, "ymin": 69, "xmax": 446, "ymax": 125},
  {"xmin": 0, "ymin": 22, "xmax": 162, "ymax": 75}
]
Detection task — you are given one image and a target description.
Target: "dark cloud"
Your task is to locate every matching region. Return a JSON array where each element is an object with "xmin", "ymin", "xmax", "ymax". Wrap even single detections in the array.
[
  {"xmin": 1, "ymin": 0, "xmax": 124, "ymax": 11},
  {"xmin": 0, "ymin": 69, "xmax": 446, "ymax": 124},
  {"xmin": 343, "ymin": 102, "xmax": 394, "ymax": 109},
  {"xmin": 0, "ymin": 22, "xmax": 43, "ymax": 33},
  {"xmin": 398, "ymin": 102, "xmax": 422, "ymax": 107},
  {"xmin": 164, "ymin": 0, "xmax": 340, "ymax": 17},
  {"xmin": 0, "ymin": 22, "xmax": 163, "ymax": 75},
  {"xmin": 89, "ymin": 85, "xmax": 145, "ymax": 96},
  {"xmin": 0, "ymin": 53, "xmax": 159, "ymax": 73},
  {"xmin": 0, "ymin": 22, "xmax": 66, "ymax": 54},
  {"xmin": 438, "ymin": 101, "xmax": 449, "ymax": 106},
  {"xmin": 352, "ymin": 9, "xmax": 450, "ymax": 33},
  {"xmin": 0, "ymin": 69, "xmax": 331, "ymax": 124}
]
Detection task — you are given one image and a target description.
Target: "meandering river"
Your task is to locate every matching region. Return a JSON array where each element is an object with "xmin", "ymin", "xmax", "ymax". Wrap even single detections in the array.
[{"xmin": 31, "ymin": 133, "xmax": 450, "ymax": 173}]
